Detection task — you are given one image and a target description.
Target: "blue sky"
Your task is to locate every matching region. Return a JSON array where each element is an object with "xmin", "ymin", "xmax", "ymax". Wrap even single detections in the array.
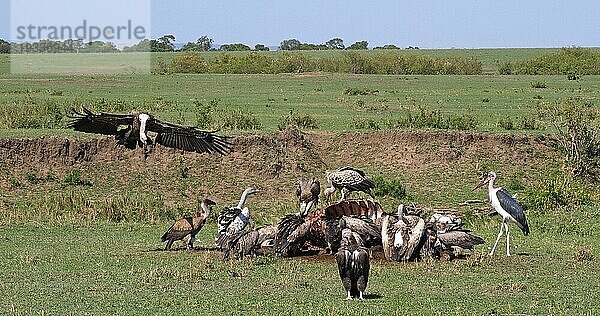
[{"xmin": 2, "ymin": 0, "xmax": 599, "ymax": 48}]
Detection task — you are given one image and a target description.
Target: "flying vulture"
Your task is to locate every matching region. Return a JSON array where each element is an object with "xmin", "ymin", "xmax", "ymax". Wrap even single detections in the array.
[
  {"xmin": 161, "ymin": 199, "xmax": 216, "ymax": 250},
  {"xmin": 68, "ymin": 107, "xmax": 232, "ymax": 158}
]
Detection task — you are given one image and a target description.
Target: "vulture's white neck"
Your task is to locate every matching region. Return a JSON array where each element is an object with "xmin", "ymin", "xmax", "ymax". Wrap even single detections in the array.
[
  {"xmin": 138, "ymin": 113, "xmax": 150, "ymax": 144},
  {"xmin": 237, "ymin": 189, "xmax": 254, "ymax": 209},
  {"xmin": 200, "ymin": 202, "xmax": 210, "ymax": 219}
]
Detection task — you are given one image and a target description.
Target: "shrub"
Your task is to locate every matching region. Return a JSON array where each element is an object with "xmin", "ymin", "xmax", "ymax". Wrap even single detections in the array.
[
  {"xmin": 530, "ymin": 81, "xmax": 547, "ymax": 89},
  {"xmin": 63, "ymin": 170, "xmax": 92, "ymax": 186},
  {"xmin": 523, "ymin": 173, "xmax": 591, "ymax": 212},
  {"xmin": 498, "ymin": 116, "xmax": 515, "ymax": 130},
  {"xmin": 372, "ymin": 176, "xmax": 407, "ymax": 200},
  {"xmin": 278, "ymin": 111, "xmax": 319, "ymax": 130},
  {"xmin": 536, "ymin": 98, "xmax": 600, "ymax": 179},
  {"xmin": 271, "ymin": 53, "xmax": 315, "ymax": 73},
  {"xmin": 352, "ymin": 118, "xmax": 381, "ymax": 130},
  {"xmin": 513, "ymin": 47, "xmax": 600, "ymax": 75},
  {"xmin": 343, "ymin": 87, "xmax": 378, "ymax": 96},
  {"xmin": 389, "ymin": 107, "xmax": 478, "ymax": 131},
  {"xmin": 170, "ymin": 53, "xmax": 208, "ymax": 73},
  {"xmin": 212, "ymin": 108, "xmax": 262, "ymax": 130}
]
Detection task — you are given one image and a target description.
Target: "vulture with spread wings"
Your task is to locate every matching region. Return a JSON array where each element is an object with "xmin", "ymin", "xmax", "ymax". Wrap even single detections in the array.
[{"xmin": 68, "ymin": 107, "xmax": 232, "ymax": 157}]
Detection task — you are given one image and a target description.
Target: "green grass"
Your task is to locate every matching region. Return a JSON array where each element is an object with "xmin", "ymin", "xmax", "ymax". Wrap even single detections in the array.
[
  {"xmin": 0, "ymin": 211, "xmax": 598, "ymax": 315},
  {"xmin": 0, "ymin": 73, "xmax": 598, "ymax": 135}
]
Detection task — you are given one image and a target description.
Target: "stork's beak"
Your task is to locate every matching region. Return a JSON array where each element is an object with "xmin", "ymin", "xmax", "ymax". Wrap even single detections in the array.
[{"xmin": 472, "ymin": 178, "xmax": 487, "ymax": 191}]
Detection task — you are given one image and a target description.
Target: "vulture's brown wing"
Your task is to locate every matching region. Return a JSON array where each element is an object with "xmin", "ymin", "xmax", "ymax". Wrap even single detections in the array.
[
  {"xmin": 68, "ymin": 107, "xmax": 133, "ymax": 135},
  {"xmin": 147, "ymin": 118, "xmax": 232, "ymax": 155},
  {"xmin": 161, "ymin": 217, "xmax": 193, "ymax": 242}
]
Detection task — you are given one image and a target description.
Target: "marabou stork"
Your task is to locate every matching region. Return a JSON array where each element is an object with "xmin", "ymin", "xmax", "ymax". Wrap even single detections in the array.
[
  {"xmin": 296, "ymin": 179, "xmax": 321, "ymax": 217},
  {"xmin": 335, "ymin": 229, "xmax": 370, "ymax": 300},
  {"xmin": 215, "ymin": 188, "xmax": 260, "ymax": 250},
  {"xmin": 68, "ymin": 107, "xmax": 232, "ymax": 158},
  {"xmin": 161, "ymin": 199, "xmax": 216, "ymax": 250},
  {"xmin": 324, "ymin": 167, "xmax": 375, "ymax": 202},
  {"xmin": 473, "ymin": 171, "xmax": 529, "ymax": 256}
]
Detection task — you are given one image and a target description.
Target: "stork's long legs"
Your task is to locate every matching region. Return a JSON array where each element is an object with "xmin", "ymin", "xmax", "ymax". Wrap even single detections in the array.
[
  {"xmin": 504, "ymin": 222, "xmax": 511, "ymax": 256},
  {"xmin": 489, "ymin": 222, "xmax": 505, "ymax": 256},
  {"xmin": 346, "ymin": 291, "xmax": 352, "ymax": 300}
]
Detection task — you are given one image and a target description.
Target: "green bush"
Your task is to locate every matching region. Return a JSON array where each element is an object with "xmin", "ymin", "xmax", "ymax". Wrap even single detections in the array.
[
  {"xmin": 523, "ymin": 174, "xmax": 591, "ymax": 212},
  {"xmin": 343, "ymin": 87, "xmax": 378, "ymax": 96},
  {"xmin": 163, "ymin": 51, "xmax": 483, "ymax": 75},
  {"xmin": 388, "ymin": 106, "xmax": 478, "ymax": 131},
  {"xmin": 63, "ymin": 170, "xmax": 92, "ymax": 186},
  {"xmin": 513, "ymin": 47, "xmax": 600, "ymax": 75},
  {"xmin": 352, "ymin": 118, "xmax": 381, "ymax": 130},
  {"xmin": 278, "ymin": 111, "xmax": 319, "ymax": 130},
  {"xmin": 213, "ymin": 108, "xmax": 262, "ymax": 130},
  {"xmin": 498, "ymin": 116, "xmax": 515, "ymax": 130},
  {"xmin": 372, "ymin": 176, "xmax": 407, "ymax": 200},
  {"xmin": 536, "ymin": 97, "xmax": 600, "ymax": 179},
  {"xmin": 170, "ymin": 53, "xmax": 208, "ymax": 73}
]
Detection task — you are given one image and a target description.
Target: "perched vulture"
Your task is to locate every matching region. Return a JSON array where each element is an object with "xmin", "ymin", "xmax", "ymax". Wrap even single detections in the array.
[
  {"xmin": 223, "ymin": 225, "xmax": 277, "ymax": 260},
  {"xmin": 335, "ymin": 229, "xmax": 370, "ymax": 300},
  {"xmin": 68, "ymin": 107, "xmax": 232, "ymax": 158},
  {"xmin": 325, "ymin": 215, "xmax": 381, "ymax": 254},
  {"xmin": 324, "ymin": 166, "xmax": 375, "ymax": 202},
  {"xmin": 161, "ymin": 199, "xmax": 215, "ymax": 250},
  {"xmin": 296, "ymin": 179, "xmax": 321, "ymax": 216},
  {"xmin": 215, "ymin": 188, "xmax": 260, "ymax": 250},
  {"xmin": 426, "ymin": 212, "xmax": 485, "ymax": 260}
]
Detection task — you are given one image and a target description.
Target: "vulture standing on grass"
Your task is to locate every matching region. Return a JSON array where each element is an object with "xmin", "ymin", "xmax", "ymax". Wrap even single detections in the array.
[
  {"xmin": 324, "ymin": 167, "xmax": 376, "ymax": 202},
  {"xmin": 223, "ymin": 225, "xmax": 277, "ymax": 260},
  {"xmin": 68, "ymin": 107, "xmax": 232, "ymax": 158},
  {"xmin": 161, "ymin": 199, "xmax": 216, "ymax": 250},
  {"xmin": 335, "ymin": 228, "xmax": 370, "ymax": 300},
  {"xmin": 380, "ymin": 204, "xmax": 426, "ymax": 262},
  {"xmin": 215, "ymin": 188, "xmax": 260, "ymax": 251},
  {"xmin": 473, "ymin": 171, "xmax": 529, "ymax": 256}
]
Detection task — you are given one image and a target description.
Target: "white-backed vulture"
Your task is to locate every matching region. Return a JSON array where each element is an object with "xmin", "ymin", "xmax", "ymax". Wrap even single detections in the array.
[
  {"xmin": 335, "ymin": 229, "xmax": 370, "ymax": 300},
  {"xmin": 324, "ymin": 166, "xmax": 375, "ymax": 202}
]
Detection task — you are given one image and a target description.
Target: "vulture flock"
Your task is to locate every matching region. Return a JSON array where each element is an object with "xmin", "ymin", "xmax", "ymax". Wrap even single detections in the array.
[
  {"xmin": 68, "ymin": 110, "xmax": 530, "ymax": 300},
  {"xmin": 156, "ymin": 166, "xmax": 525, "ymax": 300}
]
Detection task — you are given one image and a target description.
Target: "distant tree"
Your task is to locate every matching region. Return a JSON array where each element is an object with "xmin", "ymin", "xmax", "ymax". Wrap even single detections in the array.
[
  {"xmin": 347, "ymin": 41, "xmax": 368, "ymax": 50},
  {"xmin": 82, "ymin": 41, "xmax": 118, "ymax": 53},
  {"xmin": 219, "ymin": 43, "xmax": 251, "ymax": 51},
  {"xmin": 0, "ymin": 39, "xmax": 11, "ymax": 54},
  {"xmin": 373, "ymin": 44, "xmax": 400, "ymax": 50},
  {"xmin": 196, "ymin": 36, "xmax": 213, "ymax": 51},
  {"xmin": 280, "ymin": 39, "xmax": 301, "ymax": 50},
  {"xmin": 254, "ymin": 44, "xmax": 270, "ymax": 51},
  {"xmin": 325, "ymin": 38, "xmax": 345, "ymax": 50},
  {"xmin": 406, "ymin": 46, "xmax": 420, "ymax": 50},
  {"xmin": 150, "ymin": 35, "xmax": 176, "ymax": 52},
  {"xmin": 299, "ymin": 43, "xmax": 327, "ymax": 50},
  {"xmin": 180, "ymin": 42, "xmax": 199, "ymax": 52},
  {"xmin": 123, "ymin": 39, "xmax": 151, "ymax": 52}
]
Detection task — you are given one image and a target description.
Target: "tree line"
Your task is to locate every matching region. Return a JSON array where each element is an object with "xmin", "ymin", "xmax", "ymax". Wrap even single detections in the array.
[{"xmin": 0, "ymin": 34, "xmax": 413, "ymax": 54}]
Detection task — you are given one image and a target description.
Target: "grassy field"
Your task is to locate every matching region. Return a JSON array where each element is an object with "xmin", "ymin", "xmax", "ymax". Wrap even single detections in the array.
[
  {"xmin": 0, "ymin": 48, "xmax": 599, "ymax": 315},
  {"xmin": 0, "ymin": 73, "xmax": 598, "ymax": 136}
]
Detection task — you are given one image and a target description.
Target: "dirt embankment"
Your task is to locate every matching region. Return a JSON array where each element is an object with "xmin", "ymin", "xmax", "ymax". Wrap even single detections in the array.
[
  {"xmin": 0, "ymin": 127, "xmax": 555, "ymax": 210},
  {"xmin": 0, "ymin": 128, "xmax": 553, "ymax": 170}
]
